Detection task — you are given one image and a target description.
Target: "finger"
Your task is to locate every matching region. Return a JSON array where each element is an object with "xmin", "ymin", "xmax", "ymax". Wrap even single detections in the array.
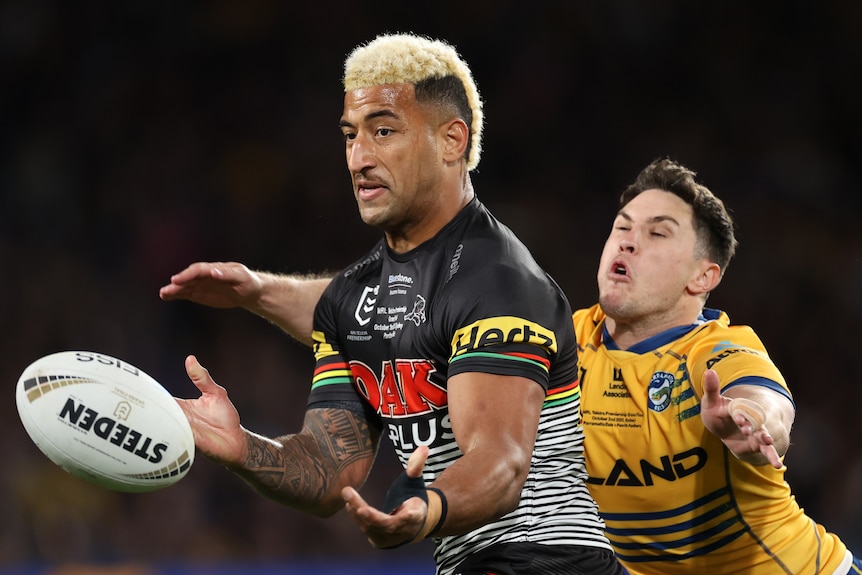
[
  {"xmin": 343, "ymin": 486, "xmax": 371, "ymax": 512},
  {"xmin": 762, "ymin": 444, "xmax": 784, "ymax": 469},
  {"xmin": 170, "ymin": 262, "xmax": 210, "ymax": 284},
  {"xmin": 184, "ymin": 355, "xmax": 218, "ymax": 393},
  {"xmin": 160, "ymin": 263, "xmax": 208, "ymax": 299},
  {"xmin": 343, "ymin": 487, "xmax": 382, "ymax": 525},
  {"xmin": 405, "ymin": 445, "xmax": 429, "ymax": 478},
  {"xmin": 701, "ymin": 369, "xmax": 722, "ymax": 400}
]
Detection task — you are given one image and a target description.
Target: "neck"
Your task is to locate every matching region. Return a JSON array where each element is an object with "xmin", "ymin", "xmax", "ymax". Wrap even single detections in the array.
[{"xmin": 386, "ymin": 174, "xmax": 474, "ymax": 253}]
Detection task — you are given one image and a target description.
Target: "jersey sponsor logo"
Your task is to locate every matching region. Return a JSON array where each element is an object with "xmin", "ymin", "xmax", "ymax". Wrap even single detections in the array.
[
  {"xmin": 349, "ymin": 358, "xmax": 446, "ymax": 417},
  {"xmin": 451, "ymin": 316, "xmax": 557, "ymax": 356},
  {"xmin": 711, "ymin": 340, "xmax": 736, "ymax": 352},
  {"xmin": 648, "ymin": 371, "xmax": 675, "ymax": 412},
  {"xmin": 601, "ymin": 368, "xmax": 631, "ymax": 398},
  {"xmin": 404, "ymin": 295, "xmax": 427, "ymax": 326},
  {"xmin": 344, "ymin": 247, "xmax": 382, "ymax": 278},
  {"xmin": 388, "ymin": 273, "xmax": 412, "ymax": 296},
  {"xmin": 446, "ymin": 243, "xmax": 463, "ymax": 283},
  {"xmin": 386, "ymin": 413, "xmax": 454, "ymax": 452},
  {"xmin": 354, "ymin": 284, "xmax": 379, "ymax": 327},
  {"xmin": 588, "ymin": 446, "xmax": 708, "ymax": 486},
  {"xmin": 705, "ymin": 346, "xmax": 762, "ymax": 369},
  {"xmin": 387, "ymin": 273, "xmax": 413, "ymax": 287}
]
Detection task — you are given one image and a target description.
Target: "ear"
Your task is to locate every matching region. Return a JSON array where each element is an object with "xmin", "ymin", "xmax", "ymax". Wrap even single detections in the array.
[
  {"xmin": 439, "ymin": 118, "xmax": 469, "ymax": 164},
  {"xmin": 687, "ymin": 261, "xmax": 722, "ymax": 296}
]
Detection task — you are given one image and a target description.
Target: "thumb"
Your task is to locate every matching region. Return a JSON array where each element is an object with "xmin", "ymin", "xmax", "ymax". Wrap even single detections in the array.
[
  {"xmin": 702, "ymin": 369, "xmax": 720, "ymax": 395},
  {"xmin": 405, "ymin": 445, "xmax": 429, "ymax": 479},
  {"xmin": 185, "ymin": 355, "xmax": 216, "ymax": 393}
]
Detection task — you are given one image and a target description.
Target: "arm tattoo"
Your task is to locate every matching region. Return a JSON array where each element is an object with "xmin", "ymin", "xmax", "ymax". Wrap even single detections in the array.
[{"xmin": 236, "ymin": 407, "xmax": 377, "ymax": 511}]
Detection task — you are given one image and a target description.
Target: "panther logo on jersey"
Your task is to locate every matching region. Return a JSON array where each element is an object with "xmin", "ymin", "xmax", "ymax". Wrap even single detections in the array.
[
  {"xmin": 404, "ymin": 295, "xmax": 427, "ymax": 326},
  {"xmin": 648, "ymin": 371, "xmax": 675, "ymax": 413}
]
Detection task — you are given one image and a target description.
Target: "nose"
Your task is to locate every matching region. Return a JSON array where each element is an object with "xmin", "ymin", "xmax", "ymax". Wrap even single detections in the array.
[
  {"xmin": 346, "ymin": 134, "xmax": 376, "ymax": 174},
  {"xmin": 619, "ymin": 232, "xmax": 636, "ymax": 253}
]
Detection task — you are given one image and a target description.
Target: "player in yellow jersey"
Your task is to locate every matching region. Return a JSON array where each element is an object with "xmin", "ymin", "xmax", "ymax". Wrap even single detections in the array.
[{"xmin": 574, "ymin": 158, "xmax": 862, "ymax": 574}]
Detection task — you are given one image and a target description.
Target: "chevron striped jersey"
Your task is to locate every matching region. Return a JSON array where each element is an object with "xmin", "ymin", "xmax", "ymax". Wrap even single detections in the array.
[
  {"xmin": 574, "ymin": 303, "xmax": 855, "ymax": 575},
  {"xmin": 307, "ymin": 199, "xmax": 613, "ymax": 575}
]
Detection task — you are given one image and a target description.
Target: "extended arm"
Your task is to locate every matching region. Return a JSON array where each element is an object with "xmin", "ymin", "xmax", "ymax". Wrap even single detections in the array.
[
  {"xmin": 700, "ymin": 369, "xmax": 794, "ymax": 468},
  {"xmin": 159, "ymin": 262, "xmax": 332, "ymax": 347},
  {"xmin": 180, "ymin": 355, "xmax": 378, "ymax": 516},
  {"xmin": 341, "ymin": 372, "xmax": 543, "ymax": 547}
]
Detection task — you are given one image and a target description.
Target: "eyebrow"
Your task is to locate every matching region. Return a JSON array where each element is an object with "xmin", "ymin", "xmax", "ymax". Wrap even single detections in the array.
[
  {"xmin": 616, "ymin": 210, "xmax": 681, "ymax": 227},
  {"xmin": 338, "ymin": 109, "xmax": 401, "ymax": 129}
]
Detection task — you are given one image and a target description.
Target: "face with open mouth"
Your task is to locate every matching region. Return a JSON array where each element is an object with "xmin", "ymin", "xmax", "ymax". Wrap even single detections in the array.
[{"xmin": 597, "ymin": 188, "xmax": 707, "ymax": 326}]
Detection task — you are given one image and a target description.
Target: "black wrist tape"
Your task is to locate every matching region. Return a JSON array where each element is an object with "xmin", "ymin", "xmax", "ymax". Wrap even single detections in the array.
[{"xmin": 382, "ymin": 470, "xmax": 428, "ymax": 514}]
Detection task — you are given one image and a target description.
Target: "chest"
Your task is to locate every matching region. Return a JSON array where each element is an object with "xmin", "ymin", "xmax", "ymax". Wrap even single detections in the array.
[
  {"xmin": 579, "ymin": 347, "xmax": 718, "ymax": 481},
  {"xmin": 338, "ymin": 256, "xmax": 452, "ymax": 383}
]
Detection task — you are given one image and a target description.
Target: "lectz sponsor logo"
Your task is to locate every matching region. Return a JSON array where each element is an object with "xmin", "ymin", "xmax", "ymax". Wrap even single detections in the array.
[
  {"xmin": 451, "ymin": 316, "xmax": 557, "ymax": 356},
  {"xmin": 354, "ymin": 285, "xmax": 379, "ymax": 327}
]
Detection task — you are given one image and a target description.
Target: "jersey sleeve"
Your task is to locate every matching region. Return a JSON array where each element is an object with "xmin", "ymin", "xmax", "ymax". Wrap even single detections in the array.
[
  {"xmin": 306, "ymin": 278, "xmax": 370, "ymax": 406},
  {"xmin": 442, "ymin": 259, "xmax": 578, "ymax": 392},
  {"xmin": 690, "ymin": 319, "xmax": 795, "ymax": 408}
]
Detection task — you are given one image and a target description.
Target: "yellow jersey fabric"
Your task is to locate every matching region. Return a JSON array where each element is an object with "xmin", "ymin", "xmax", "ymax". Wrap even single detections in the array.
[{"xmin": 574, "ymin": 304, "xmax": 849, "ymax": 575}]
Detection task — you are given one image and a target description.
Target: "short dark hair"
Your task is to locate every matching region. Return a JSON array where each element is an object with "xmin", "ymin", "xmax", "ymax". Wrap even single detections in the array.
[
  {"xmin": 415, "ymin": 75, "xmax": 474, "ymax": 166},
  {"xmin": 620, "ymin": 158, "xmax": 738, "ymax": 272}
]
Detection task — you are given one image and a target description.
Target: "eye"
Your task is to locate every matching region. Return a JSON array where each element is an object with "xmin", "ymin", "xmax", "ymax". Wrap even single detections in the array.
[{"xmin": 376, "ymin": 127, "xmax": 392, "ymax": 137}]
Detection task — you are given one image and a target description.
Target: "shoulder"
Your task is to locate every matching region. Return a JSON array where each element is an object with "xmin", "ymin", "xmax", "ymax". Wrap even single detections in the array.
[
  {"xmin": 452, "ymin": 203, "xmax": 556, "ymax": 291},
  {"xmin": 687, "ymin": 309, "xmax": 788, "ymax": 396},
  {"xmin": 687, "ymin": 310, "xmax": 770, "ymax": 358}
]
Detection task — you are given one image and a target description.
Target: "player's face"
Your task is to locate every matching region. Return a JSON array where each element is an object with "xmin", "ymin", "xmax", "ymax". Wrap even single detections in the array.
[
  {"xmin": 340, "ymin": 84, "xmax": 444, "ymax": 238},
  {"xmin": 597, "ymin": 189, "xmax": 704, "ymax": 323}
]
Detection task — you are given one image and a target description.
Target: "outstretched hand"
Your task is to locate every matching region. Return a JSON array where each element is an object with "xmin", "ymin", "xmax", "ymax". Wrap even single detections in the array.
[
  {"xmin": 700, "ymin": 369, "xmax": 784, "ymax": 469},
  {"xmin": 176, "ymin": 355, "xmax": 248, "ymax": 468},
  {"xmin": 159, "ymin": 262, "xmax": 263, "ymax": 309},
  {"xmin": 342, "ymin": 446, "xmax": 431, "ymax": 549}
]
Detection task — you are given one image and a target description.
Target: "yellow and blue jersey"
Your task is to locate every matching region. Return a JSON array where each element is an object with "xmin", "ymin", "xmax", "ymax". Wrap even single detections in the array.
[{"xmin": 574, "ymin": 303, "xmax": 853, "ymax": 575}]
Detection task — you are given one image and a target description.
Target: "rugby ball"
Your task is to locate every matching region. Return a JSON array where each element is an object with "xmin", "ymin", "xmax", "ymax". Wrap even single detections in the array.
[{"xmin": 16, "ymin": 351, "xmax": 195, "ymax": 493}]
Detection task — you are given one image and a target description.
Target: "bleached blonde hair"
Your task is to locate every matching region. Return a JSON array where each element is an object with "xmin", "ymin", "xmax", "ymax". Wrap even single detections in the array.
[{"xmin": 343, "ymin": 33, "xmax": 484, "ymax": 171}]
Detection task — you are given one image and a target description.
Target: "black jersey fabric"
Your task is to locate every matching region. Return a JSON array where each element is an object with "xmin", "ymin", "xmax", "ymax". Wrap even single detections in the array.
[{"xmin": 307, "ymin": 198, "xmax": 615, "ymax": 575}]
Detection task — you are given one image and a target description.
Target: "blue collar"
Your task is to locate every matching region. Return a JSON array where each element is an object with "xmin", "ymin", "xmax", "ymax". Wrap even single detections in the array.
[{"xmin": 602, "ymin": 308, "xmax": 721, "ymax": 353}]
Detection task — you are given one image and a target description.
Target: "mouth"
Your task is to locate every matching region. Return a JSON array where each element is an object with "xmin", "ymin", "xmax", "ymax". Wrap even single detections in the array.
[
  {"xmin": 355, "ymin": 179, "xmax": 388, "ymax": 201},
  {"xmin": 610, "ymin": 260, "xmax": 629, "ymax": 278}
]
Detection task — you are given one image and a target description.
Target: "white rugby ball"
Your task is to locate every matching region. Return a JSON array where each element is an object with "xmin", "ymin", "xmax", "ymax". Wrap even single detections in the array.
[{"xmin": 16, "ymin": 351, "xmax": 195, "ymax": 493}]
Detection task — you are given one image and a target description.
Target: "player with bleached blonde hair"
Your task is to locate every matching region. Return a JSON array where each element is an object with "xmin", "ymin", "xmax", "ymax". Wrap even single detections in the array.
[{"xmin": 162, "ymin": 33, "xmax": 629, "ymax": 575}]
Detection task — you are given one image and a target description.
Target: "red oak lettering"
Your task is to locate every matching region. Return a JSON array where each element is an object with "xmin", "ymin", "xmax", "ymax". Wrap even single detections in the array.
[{"xmin": 349, "ymin": 359, "xmax": 446, "ymax": 416}]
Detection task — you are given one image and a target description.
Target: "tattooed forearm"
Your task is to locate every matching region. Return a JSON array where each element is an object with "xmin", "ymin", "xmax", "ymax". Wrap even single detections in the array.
[
  {"xmin": 233, "ymin": 407, "xmax": 377, "ymax": 516},
  {"xmin": 306, "ymin": 406, "xmax": 375, "ymax": 468}
]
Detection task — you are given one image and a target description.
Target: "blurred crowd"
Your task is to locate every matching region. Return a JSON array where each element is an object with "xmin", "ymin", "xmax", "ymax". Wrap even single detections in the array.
[{"xmin": 2, "ymin": 0, "xmax": 860, "ymax": 569}]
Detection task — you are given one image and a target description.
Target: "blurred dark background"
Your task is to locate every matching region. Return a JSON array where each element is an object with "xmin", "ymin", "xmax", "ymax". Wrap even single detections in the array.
[{"xmin": 2, "ymin": 0, "xmax": 861, "ymax": 572}]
